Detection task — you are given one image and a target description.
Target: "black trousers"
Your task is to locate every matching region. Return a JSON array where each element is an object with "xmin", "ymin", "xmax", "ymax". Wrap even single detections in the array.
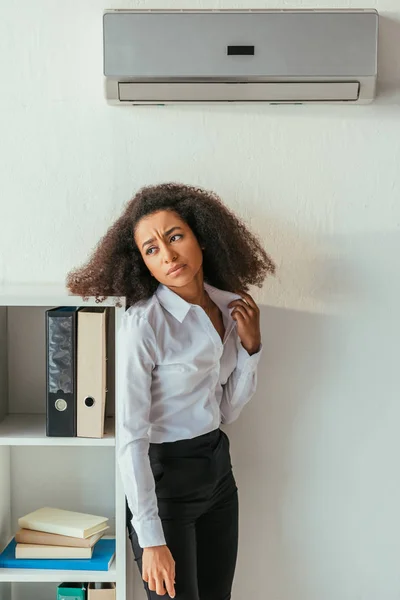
[{"xmin": 126, "ymin": 428, "xmax": 239, "ymax": 600}]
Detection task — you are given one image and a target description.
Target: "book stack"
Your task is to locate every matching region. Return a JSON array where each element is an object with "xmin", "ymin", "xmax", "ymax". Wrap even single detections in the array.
[
  {"xmin": 0, "ymin": 507, "xmax": 116, "ymax": 571},
  {"xmin": 16, "ymin": 507, "xmax": 109, "ymax": 559}
]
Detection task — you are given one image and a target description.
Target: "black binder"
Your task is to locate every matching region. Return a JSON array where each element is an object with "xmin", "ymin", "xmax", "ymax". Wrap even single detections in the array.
[{"xmin": 45, "ymin": 307, "xmax": 79, "ymax": 437}]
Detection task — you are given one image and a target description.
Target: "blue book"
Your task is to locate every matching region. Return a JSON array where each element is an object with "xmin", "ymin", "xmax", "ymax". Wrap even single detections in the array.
[{"xmin": 0, "ymin": 538, "xmax": 115, "ymax": 571}]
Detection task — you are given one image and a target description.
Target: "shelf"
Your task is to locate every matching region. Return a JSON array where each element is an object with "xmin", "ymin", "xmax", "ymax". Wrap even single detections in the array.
[
  {"xmin": 0, "ymin": 289, "xmax": 125, "ymax": 598},
  {"xmin": 0, "ymin": 283, "xmax": 124, "ymax": 308},
  {"xmin": 0, "ymin": 558, "xmax": 116, "ymax": 582},
  {"xmin": 0, "ymin": 414, "xmax": 115, "ymax": 446}
]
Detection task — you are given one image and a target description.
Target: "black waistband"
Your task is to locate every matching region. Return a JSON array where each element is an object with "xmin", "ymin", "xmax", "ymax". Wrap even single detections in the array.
[{"xmin": 149, "ymin": 428, "xmax": 222, "ymax": 458}]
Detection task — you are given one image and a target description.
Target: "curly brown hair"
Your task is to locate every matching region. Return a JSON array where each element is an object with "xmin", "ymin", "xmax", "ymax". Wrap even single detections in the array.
[{"xmin": 66, "ymin": 183, "xmax": 275, "ymax": 307}]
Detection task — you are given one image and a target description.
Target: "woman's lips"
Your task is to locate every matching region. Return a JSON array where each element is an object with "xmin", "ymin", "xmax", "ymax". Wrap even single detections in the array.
[{"xmin": 167, "ymin": 264, "xmax": 186, "ymax": 277}]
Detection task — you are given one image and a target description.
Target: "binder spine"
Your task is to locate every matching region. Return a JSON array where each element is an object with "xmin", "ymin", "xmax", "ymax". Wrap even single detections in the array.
[{"xmin": 46, "ymin": 308, "xmax": 78, "ymax": 437}]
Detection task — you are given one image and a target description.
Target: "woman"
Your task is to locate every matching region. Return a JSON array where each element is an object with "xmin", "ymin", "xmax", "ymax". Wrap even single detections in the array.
[{"xmin": 67, "ymin": 183, "xmax": 275, "ymax": 600}]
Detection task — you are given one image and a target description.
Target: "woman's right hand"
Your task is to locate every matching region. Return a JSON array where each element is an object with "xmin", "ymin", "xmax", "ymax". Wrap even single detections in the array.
[{"xmin": 142, "ymin": 545, "xmax": 176, "ymax": 597}]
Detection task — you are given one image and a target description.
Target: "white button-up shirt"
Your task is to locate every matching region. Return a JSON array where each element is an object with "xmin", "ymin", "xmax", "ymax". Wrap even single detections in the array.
[{"xmin": 117, "ymin": 283, "xmax": 262, "ymax": 548}]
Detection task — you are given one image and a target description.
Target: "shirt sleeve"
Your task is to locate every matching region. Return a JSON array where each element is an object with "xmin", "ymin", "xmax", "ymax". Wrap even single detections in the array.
[
  {"xmin": 219, "ymin": 336, "xmax": 263, "ymax": 425},
  {"xmin": 116, "ymin": 309, "xmax": 166, "ymax": 548}
]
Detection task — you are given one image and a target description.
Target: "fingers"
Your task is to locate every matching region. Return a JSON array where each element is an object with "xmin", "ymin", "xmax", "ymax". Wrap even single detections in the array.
[
  {"xmin": 231, "ymin": 309, "xmax": 247, "ymax": 331},
  {"xmin": 144, "ymin": 570, "xmax": 175, "ymax": 598},
  {"xmin": 147, "ymin": 574, "xmax": 166, "ymax": 595},
  {"xmin": 234, "ymin": 290, "xmax": 259, "ymax": 312},
  {"xmin": 155, "ymin": 575, "xmax": 167, "ymax": 596},
  {"xmin": 229, "ymin": 299, "xmax": 255, "ymax": 318},
  {"xmin": 146, "ymin": 576, "xmax": 155, "ymax": 592},
  {"xmin": 231, "ymin": 304, "xmax": 250, "ymax": 321},
  {"xmin": 165, "ymin": 572, "xmax": 176, "ymax": 598}
]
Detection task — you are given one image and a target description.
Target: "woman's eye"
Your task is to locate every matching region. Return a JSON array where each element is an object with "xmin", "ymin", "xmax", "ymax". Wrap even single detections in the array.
[{"xmin": 145, "ymin": 235, "xmax": 182, "ymax": 255}]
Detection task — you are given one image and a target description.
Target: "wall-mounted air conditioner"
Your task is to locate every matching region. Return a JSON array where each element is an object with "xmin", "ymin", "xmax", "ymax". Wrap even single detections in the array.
[{"xmin": 103, "ymin": 9, "xmax": 379, "ymax": 105}]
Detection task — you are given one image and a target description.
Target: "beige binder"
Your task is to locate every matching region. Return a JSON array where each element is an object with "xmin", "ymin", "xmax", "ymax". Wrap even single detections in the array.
[
  {"xmin": 77, "ymin": 308, "xmax": 108, "ymax": 438},
  {"xmin": 88, "ymin": 582, "xmax": 116, "ymax": 600}
]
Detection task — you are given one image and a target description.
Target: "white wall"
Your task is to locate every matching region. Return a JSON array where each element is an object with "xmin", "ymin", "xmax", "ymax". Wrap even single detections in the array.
[{"xmin": 1, "ymin": 1, "xmax": 400, "ymax": 599}]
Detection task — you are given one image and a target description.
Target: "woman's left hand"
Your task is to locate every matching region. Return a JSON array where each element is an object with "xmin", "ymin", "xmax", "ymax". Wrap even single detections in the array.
[{"xmin": 228, "ymin": 290, "xmax": 261, "ymax": 355}]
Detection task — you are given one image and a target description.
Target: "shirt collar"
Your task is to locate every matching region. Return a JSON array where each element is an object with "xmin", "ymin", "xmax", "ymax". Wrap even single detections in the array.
[{"xmin": 155, "ymin": 283, "xmax": 242, "ymax": 323}]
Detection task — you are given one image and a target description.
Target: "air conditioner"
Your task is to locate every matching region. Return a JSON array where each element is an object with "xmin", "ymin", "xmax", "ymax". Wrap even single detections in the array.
[{"xmin": 103, "ymin": 9, "xmax": 378, "ymax": 106}]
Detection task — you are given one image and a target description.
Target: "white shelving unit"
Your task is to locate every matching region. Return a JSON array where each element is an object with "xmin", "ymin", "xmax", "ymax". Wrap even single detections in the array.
[{"xmin": 0, "ymin": 285, "xmax": 128, "ymax": 600}]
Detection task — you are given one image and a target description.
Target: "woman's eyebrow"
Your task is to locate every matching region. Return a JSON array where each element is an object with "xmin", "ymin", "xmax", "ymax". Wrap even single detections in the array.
[{"xmin": 142, "ymin": 226, "xmax": 183, "ymax": 249}]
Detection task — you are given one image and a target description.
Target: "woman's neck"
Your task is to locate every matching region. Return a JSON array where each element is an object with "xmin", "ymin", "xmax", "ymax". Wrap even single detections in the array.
[{"xmin": 167, "ymin": 270, "xmax": 208, "ymax": 308}]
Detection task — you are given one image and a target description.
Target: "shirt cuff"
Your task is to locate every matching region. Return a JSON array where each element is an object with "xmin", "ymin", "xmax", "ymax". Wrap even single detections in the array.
[
  {"xmin": 236, "ymin": 341, "xmax": 263, "ymax": 371},
  {"xmin": 132, "ymin": 518, "xmax": 166, "ymax": 549}
]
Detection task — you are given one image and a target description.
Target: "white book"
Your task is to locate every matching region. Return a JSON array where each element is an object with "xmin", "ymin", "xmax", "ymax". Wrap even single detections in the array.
[
  {"xmin": 18, "ymin": 507, "xmax": 108, "ymax": 539},
  {"xmin": 16, "ymin": 543, "xmax": 93, "ymax": 559},
  {"xmin": 15, "ymin": 526, "xmax": 109, "ymax": 548}
]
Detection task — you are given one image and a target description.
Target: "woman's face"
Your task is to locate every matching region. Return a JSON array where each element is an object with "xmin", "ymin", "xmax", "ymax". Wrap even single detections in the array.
[{"xmin": 134, "ymin": 210, "xmax": 204, "ymax": 288}]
